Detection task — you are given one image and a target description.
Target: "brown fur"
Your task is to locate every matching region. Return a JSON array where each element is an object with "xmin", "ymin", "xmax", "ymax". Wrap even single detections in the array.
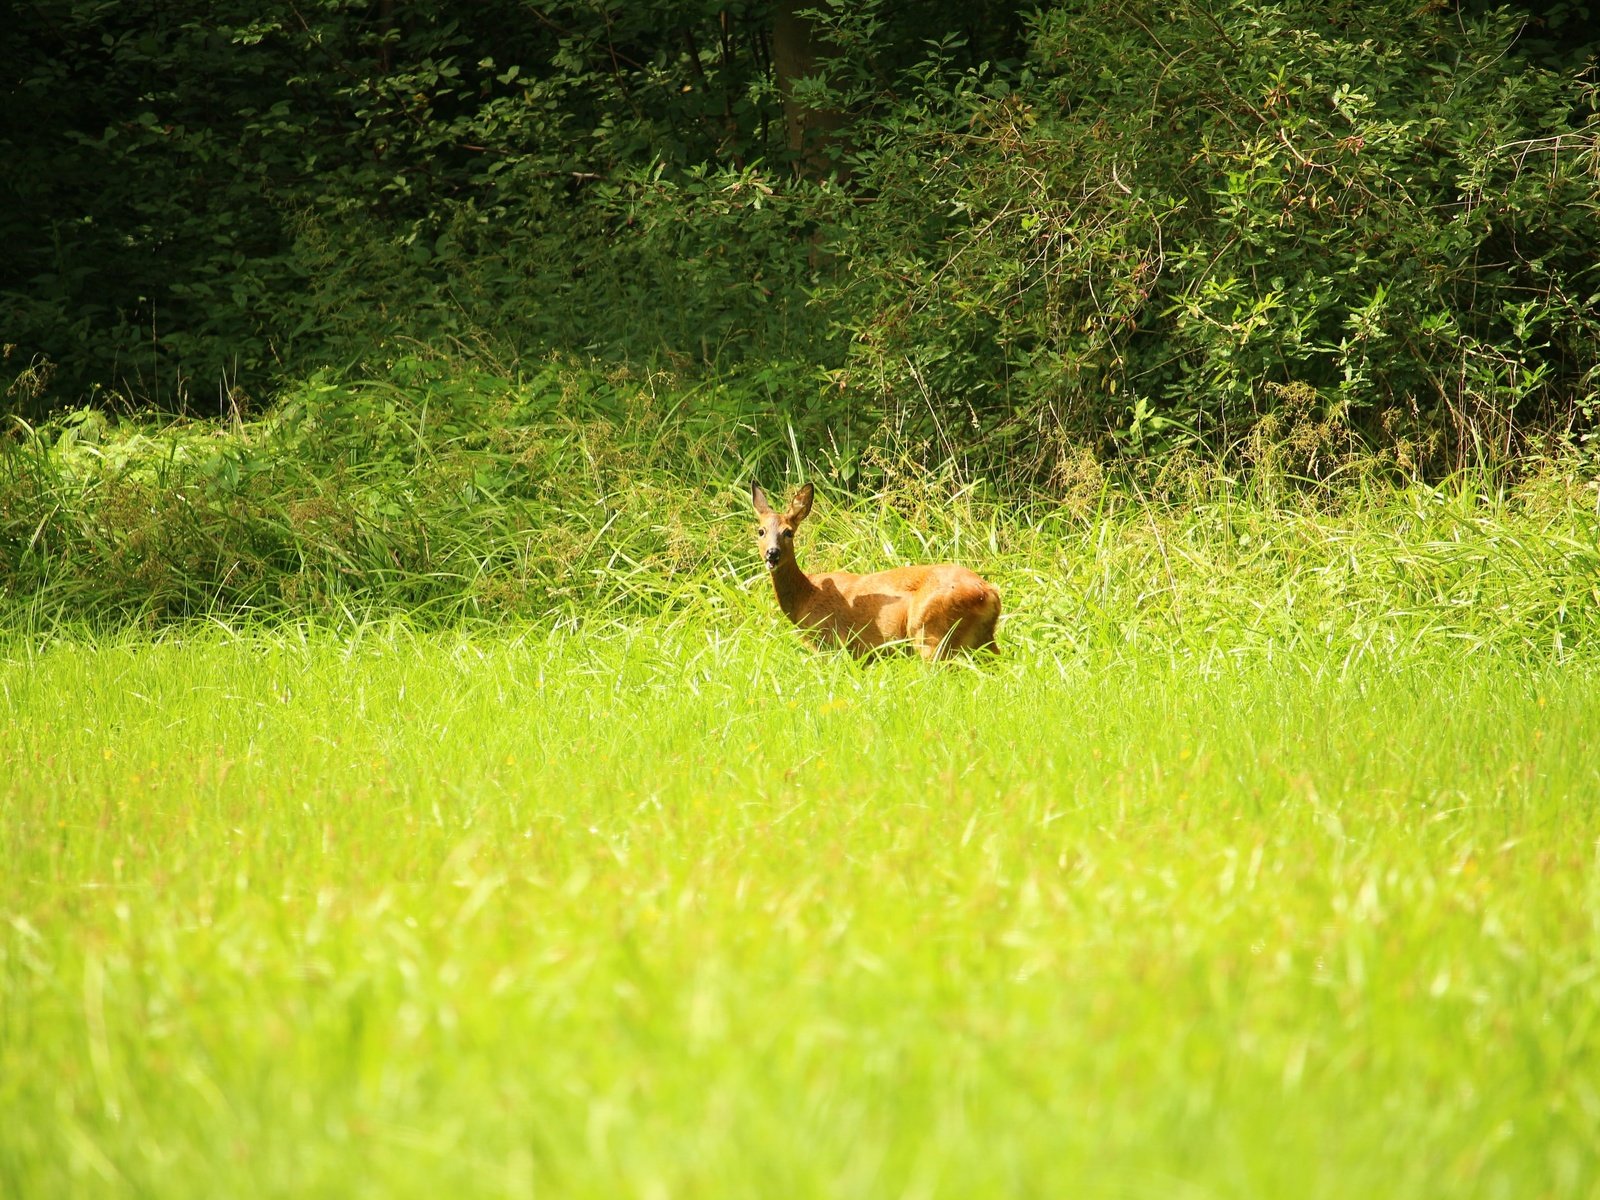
[{"xmin": 752, "ymin": 481, "xmax": 1001, "ymax": 661}]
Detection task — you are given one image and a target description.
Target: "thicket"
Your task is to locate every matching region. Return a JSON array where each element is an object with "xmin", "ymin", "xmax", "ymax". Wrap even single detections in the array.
[
  {"xmin": 831, "ymin": 3, "xmax": 1600, "ymax": 476},
  {"xmin": 2, "ymin": 0, "xmax": 1017, "ymax": 408},
  {"xmin": 5, "ymin": 1, "xmax": 1600, "ymax": 480}
]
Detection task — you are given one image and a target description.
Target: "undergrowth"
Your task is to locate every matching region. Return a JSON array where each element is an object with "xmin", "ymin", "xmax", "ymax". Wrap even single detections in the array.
[{"xmin": 3, "ymin": 356, "xmax": 1598, "ymax": 661}]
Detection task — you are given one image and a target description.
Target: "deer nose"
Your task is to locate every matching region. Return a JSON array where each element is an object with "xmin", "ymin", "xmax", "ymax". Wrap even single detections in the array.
[{"xmin": 765, "ymin": 546, "xmax": 781, "ymax": 569}]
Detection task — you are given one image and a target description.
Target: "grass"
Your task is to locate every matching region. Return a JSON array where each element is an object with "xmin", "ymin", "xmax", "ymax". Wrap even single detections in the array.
[
  {"xmin": 5, "ymin": 364, "xmax": 1600, "ymax": 1196},
  {"xmin": 4, "ymin": 613, "xmax": 1599, "ymax": 1199},
  {"xmin": 6, "ymin": 360, "xmax": 1599, "ymax": 649}
]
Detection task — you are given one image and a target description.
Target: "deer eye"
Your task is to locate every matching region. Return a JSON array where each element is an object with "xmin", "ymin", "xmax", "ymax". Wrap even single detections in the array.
[{"xmin": 781, "ymin": 529, "xmax": 793, "ymax": 539}]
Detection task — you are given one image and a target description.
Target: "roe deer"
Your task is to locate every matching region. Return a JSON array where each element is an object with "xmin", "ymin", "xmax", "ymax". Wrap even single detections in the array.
[{"xmin": 751, "ymin": 481, "xmax": 1001, "ymax": 660}]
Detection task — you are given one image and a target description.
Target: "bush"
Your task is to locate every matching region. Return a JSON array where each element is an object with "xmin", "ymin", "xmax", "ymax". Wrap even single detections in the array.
[
  {"xmin": 0, "ymin": 357, "xmax": 771, "ymax": 625},
  {"xmin": 823, "ymin": 0, "xmax": 1600, "ymax": 481}
]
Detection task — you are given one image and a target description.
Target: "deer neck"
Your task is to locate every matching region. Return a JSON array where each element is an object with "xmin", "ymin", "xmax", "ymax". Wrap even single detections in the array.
[{"xmin": 769, "ymin": 553, "xmax": 816, "ymax": 623}]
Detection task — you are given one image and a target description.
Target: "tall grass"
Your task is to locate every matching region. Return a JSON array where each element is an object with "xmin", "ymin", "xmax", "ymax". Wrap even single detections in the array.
[
  {"xmin": 3, "ymin": 621, "xmax": 1598, "ymax": 1198},
  {"xmin": 4, "ymin": 358, "xmax": 1598, "ymax": 663}
]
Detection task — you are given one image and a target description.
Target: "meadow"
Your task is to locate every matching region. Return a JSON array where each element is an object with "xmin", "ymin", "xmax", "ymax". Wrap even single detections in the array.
[
  {"xmin": 10, "ymin": 0, "xmax": 1600, "ymax": 1188},
  {"xmin": 4, "ymin": 429, "xmax": 1600, "ymax": 1196}
]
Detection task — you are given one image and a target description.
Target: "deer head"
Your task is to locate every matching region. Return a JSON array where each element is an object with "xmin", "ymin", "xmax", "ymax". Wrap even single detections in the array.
[{"xmin": 751, "ymin": 481, "xmax": 813, "ymax": 571}]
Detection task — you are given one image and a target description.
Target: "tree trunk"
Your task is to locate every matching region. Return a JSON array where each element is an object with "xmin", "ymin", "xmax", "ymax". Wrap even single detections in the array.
[{"xmin": 770, "ymin": 0, "xmax": 847, "ymax": 179}]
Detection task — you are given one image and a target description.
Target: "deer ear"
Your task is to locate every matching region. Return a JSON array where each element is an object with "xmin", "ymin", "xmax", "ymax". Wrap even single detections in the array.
[
  {"xmin": 751, "ymin": 481, "xmax": 773, "ymax": 516},
  {"xmin": 788, "ymin": 482, "xmax": 814, "ymax": 522}
]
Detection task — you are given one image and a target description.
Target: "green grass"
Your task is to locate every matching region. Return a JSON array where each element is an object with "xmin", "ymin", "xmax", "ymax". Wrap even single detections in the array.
[
  {"xmin": 4, "ymin": 615, "xmax": 1599, "ymax": 1199},
  {"xmin": 7, "ymin": 362, "xmax": 1599, "ymax": 646},
  {"xmin": 6, "ymin": 365, "xmax": 1600, "ymax": 1196}
]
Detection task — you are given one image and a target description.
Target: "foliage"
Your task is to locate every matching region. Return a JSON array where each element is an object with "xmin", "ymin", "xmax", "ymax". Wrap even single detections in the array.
[
  {"xmin": 4, "ymin": 0, "xmax": 1599, "ymax": 479},
  {"xmin": 0, "ymin": 0, "xmax": 755, "ymax": 410},
  {"xmin": 825, "ymin": 0, "xmax": 1600, "ymax": 478},
  {"xmin": 0, "ymin": 0, "xmax": 1017, "ymax": 413}
]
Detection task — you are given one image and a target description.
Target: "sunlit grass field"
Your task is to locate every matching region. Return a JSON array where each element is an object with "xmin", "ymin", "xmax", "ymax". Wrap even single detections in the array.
[{"xmin": 5, "ymin": 596, "xmax": 1599, "ymax": 1197}]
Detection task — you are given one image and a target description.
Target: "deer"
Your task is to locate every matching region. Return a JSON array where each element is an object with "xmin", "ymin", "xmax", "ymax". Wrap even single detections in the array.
[{"xmin": 751, "ymin": 481, "xmax": 1001, "ymax": 661}]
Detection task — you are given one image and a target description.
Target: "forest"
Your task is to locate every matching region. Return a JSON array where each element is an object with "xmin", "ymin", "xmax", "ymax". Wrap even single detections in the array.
[{"xmin": 4, "ymin": 4, "xmax": 1600, "ymax": 1198}]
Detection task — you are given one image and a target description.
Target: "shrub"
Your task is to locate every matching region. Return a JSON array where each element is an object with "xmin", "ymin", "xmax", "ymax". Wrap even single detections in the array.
[{"xmin": 824, "ymin": 0, "xmax": 1600, "ymax": 482}]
